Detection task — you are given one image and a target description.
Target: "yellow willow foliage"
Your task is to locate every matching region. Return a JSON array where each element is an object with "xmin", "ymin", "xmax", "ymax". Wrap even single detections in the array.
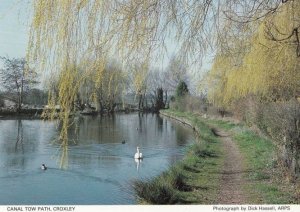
[
  {"xmin": 207, "ymin": 1, "xmax": 300, "ymax": 107},
  {"xmin": 99, "ymin": 63, "xmax": 126, "ymax": 104},
  {"xmin": 132, "ymin": 62, "xmax": 149, "ymax": 95},
  {"xmin": 28, "ymin": 0, "xmax": 228, "ymax": 90},
  {"xmin": 57, "ymin": 65, "xmax": 84, "ymax": 142},
  {"xmin": 28, "ymin": 1, "xmax": 156, "ymax": 140},
  {"xmin": 28, "ymin": 0, "xmax": 299, "ymax": 152},
  {"xmin": 207, "ymin": 53, "xmax": 242, "ymax": 107},
  {"xmin": 239, "ymin": 2, "xmax": 300, "ymax": 100}
]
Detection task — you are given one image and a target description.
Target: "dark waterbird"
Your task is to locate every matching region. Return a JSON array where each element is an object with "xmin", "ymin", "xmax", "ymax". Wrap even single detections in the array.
[{"xmin": 41, "ymin": 164, "xmax": 47, "ymax": 170}]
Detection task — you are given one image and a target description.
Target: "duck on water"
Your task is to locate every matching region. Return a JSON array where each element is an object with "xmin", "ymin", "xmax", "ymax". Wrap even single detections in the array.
[{"xmin": 41, "ymin": 164, "xmax": 47, "ymax": 170}]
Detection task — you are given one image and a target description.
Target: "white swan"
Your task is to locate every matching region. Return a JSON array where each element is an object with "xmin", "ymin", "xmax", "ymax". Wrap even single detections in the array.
[
  {"xmin": 134, "ymin": 147, "xmax": 143, "ymax": 159},
  {"xmin": 41, "ymin": 164, "xmax": 47, "ymax": 170}
]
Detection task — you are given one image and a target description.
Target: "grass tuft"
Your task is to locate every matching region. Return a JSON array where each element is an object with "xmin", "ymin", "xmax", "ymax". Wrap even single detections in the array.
[{"xmin": 133, "ymin": 178, "xmax": 178, "ymax": 204}]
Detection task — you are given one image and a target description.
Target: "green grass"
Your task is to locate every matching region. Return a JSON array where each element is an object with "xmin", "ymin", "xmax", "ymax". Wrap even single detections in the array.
[
  {"xmin": 208, "ymin": 119, "xmax": 237, "ymax": 130},
  {"xmin": 212, "ymin": 120, "xmax": 297, "ymax": 204},
  {"xmin": 133, "ymin": 109, "xmax": 298, "ymax": 204},
  {"xmin": 234, "ymin": 131, "xmax": 273, "ymax": 173},
  {"xmin": 233, "ymin": 130, "xmax": 295, "ymax": 203},
  {"xmin": 133, "ymin": 109, "xmax": 224, "ymax": 204}
]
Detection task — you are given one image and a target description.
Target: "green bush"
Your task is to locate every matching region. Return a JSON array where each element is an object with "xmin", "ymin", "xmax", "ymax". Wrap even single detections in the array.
[{"xmin": 176, "ymin": 80, "xmax": 189, "ymax": 97}]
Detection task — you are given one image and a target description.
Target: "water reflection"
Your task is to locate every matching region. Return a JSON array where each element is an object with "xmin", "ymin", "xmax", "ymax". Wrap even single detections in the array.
[
  {"xmin": 0, "ymin": 113, "xmax": 194, "ymax": 204},
  {"xmin": 15, "ymin": 119, "xmax": 24, "ymax": 153},
  {"xmin": 55, "ymin": 113, "xmax": 193, "ymax": 171},
  {"xmin": 58, "ymin": 145, "xmax": 69, "ymax": 169},
  {"xmin": 135, "ymin": 159, "xmax": 142, "ymax": 171},
  {"xmin": 156, "ymin": 114, "xmax": 163, "ymax": 132}
]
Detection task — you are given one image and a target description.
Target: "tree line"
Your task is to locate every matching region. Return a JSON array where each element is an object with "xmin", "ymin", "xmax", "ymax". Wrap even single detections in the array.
[{"xmin": 0, "ymin": 55, "xmax": 190, "ymax": 113}]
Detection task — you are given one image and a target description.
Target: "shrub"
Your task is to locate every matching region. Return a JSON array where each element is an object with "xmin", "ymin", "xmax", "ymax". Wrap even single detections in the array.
[
  {"xmin": 232, "ymin": 97, "xmax": 300, "ymax": 178},
  {"xmin": 176, "ymin": 81, "xmax": 189, "ymax": 97},
  {"xmin": 170, "ymin": 95, "xmax": 208, "ymax": 113}
]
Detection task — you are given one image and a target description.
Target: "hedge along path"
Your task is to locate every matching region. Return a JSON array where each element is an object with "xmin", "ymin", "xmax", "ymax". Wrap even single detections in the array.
[{"xmin": 212, "ymin": 128, "xmax": 248, "ymax": 204}]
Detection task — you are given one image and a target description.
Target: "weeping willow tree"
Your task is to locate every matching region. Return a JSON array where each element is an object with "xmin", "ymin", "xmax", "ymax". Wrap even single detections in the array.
[
  {"xmin": 204, "ymin": 1, "xmax": 300, "ymax": 177},
  {"xmin": 28, "ymin": 0, "xmax": 217, "ymax": 144},
  {"xmin": 93, "ymin": 61, "xmax": 127, "ymax": 113},
  {"xmin": 207, "ymin": 0, "xmax": 300, "ymax": 107},
  {"xmin": 27, "ymin": 0, "xmax": 297, "ymax": 168}
]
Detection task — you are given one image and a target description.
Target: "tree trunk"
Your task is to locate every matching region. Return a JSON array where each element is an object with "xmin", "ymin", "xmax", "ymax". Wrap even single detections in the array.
[{"xmin": 138, "ymin": 94, "xmax": 143, "ymax": 110}]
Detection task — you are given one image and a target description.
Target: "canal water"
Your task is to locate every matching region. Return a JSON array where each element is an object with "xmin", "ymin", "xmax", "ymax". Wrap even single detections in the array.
[{"xmin": 0, "ymin": 113, "xmax": 194, "ymax": 204}]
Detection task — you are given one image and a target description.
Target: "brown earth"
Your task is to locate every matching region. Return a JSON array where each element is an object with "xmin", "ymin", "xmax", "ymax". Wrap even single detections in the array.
[{"xmin": 214, "ymin": 128, "xmax": 249, "ymax": 204}]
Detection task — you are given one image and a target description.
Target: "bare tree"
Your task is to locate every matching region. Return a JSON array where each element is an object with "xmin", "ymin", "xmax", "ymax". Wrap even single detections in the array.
[
  {"xmin": 0, "ymin": 57, "xmax": 39, "ymax": 111},
  {"xmin": 164, "ymin": 56, "xmax": 189, "ymax": 93}
]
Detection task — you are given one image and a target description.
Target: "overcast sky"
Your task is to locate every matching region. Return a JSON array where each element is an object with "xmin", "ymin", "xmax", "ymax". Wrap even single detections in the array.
[{"xmin": 0, "ymin": 0, "xmax": 31, "ymax": 62}]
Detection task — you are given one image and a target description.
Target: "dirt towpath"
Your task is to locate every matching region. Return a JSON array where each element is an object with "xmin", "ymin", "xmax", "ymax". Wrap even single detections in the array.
[{"xmin": 213, "ymin": 128, "xmax": 248, "ymax": 204}]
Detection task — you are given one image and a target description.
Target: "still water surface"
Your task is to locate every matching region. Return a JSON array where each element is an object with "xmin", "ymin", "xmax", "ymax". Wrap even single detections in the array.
[{"xmin": 0, "ymin": 113, "xmax": 194, "ymax": 204}]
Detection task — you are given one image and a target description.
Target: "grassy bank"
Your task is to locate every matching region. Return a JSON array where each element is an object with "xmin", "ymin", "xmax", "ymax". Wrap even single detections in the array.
[
  {"xmin": 133, "ymin": 109, "xmax": 224, "ymax": 204},
  {"xmin": 208, "ymin": 119, "xmax": 298, "ymax": 204},
  {"xmin": 133, "ymin": 109, "xmax": 299, "ymax": 204}
]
